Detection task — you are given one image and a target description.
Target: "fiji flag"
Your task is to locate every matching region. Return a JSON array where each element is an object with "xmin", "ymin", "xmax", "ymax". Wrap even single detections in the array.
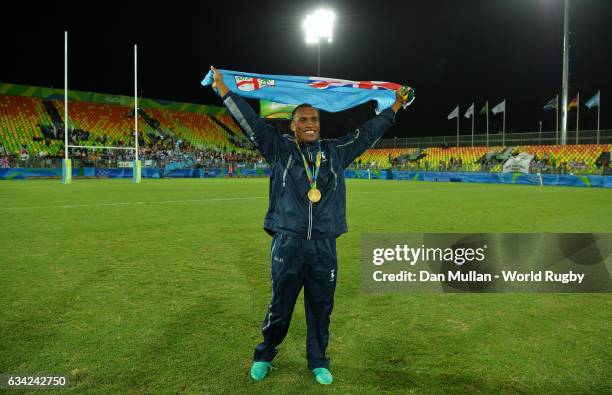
[{"xmin": 201, "ymin": 68, "xmax": 414, "ymax": 113}]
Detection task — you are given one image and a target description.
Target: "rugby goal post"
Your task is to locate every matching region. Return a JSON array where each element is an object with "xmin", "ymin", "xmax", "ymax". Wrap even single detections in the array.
[{"xmin": 62, "ymin": 32, "xmax": 141, "ymax": 183}]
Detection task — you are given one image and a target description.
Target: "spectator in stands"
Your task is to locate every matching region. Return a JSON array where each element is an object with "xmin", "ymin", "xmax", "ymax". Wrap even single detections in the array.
[{"xmin": 20, "ymin": 145, "xmax": 29, "ymax": 165}]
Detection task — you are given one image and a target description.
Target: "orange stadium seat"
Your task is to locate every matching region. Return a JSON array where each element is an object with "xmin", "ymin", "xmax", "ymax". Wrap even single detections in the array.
[
  {"xmin": 0, "ymin": 92, "xmax": 253, "ymax": 157},
  {"xmin": 1, "ymin": 91, "xmax": 609, "ymax": 175},
  {"xmin": 0, "ymin": 95, "xmax": 52, "ymax": 155}
]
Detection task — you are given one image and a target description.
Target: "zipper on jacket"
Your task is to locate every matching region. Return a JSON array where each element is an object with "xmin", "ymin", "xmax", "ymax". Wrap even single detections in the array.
[
  {"xmin": 330, "ymin": 156, "xmax": 338, "ymax": 191},
  {"xmin": 306, "ymin": 144, "xmax": 315, "ymax": 240},
  {"xmin": 282, "ymin": 156, "xmax": 293, "ymax": 187},
  {"xmin": 307, "ymin": 201, "xmax": 313, "ymax": 240}
]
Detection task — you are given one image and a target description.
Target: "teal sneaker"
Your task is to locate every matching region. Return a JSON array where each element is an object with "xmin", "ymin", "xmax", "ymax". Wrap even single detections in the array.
[
  {"xmin": 250, "ymin": 361, "xmax": 272, "ymax": 381},
  {"xmin": 312, "ymin": 367, "xmax": 333, "ymax": 385}
]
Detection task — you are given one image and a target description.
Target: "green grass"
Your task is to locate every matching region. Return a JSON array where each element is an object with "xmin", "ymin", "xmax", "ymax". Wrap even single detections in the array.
[{"xmin": 0, "ymin": 178, "xmax": 611, "ymax": 394}]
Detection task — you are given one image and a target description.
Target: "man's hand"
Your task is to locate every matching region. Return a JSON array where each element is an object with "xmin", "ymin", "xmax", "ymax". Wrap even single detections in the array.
[
  {"xmin": 211, "ymin": 66, "xmax": 229, "ymax": 97},
  {"xmin": 390, "ymin": 86, "xmax": 410, "ymax": 113}
]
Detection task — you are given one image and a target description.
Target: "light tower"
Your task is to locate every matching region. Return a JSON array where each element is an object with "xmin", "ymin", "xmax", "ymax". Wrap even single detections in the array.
[{"xmin": 303, "ymin": 9, "xmax": 335, "ymax": 76}]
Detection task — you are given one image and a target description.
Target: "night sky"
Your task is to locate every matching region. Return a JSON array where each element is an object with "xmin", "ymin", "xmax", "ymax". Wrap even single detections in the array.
[{"xmin": 1, "ymin": 0, "xmax": 610, "ymax": 139}]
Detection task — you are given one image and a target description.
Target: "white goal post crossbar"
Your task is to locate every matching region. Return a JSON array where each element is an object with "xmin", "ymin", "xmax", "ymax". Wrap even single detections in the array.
[{"xmin": 67, "ymin": 145, "xmax": 137, "ymax": 151}]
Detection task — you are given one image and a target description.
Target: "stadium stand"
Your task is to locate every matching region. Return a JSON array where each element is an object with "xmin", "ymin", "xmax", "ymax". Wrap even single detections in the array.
[
  {"xmin": 52, "ymin": 99, "xmax": 139, "ymax": 145},
  {"xmin": 0, "ymin": 95, "xmax": 52, "ymax": 155},
  {"xmin": 512, "ymin": 144, "xmax": 608, "ymax": 173},
  {"xmin": 417, "ymin": 146, "xmax": 503, "ymax": 171},
  {"xmin": 0, "ymin": 91, "xmax": 251, "ymax": 157},
  {"xmin": 355, "ymin": 148, "xmax": 420, "ymax": 168},
  {"xmin": 0, "ymin": 86, "xmax": 610, "ymax": 175}
]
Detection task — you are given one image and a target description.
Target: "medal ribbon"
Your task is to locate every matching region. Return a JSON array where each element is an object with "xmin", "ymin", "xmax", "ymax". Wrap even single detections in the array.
[{"xmin": 295, "ymin": 139, "xmax": 321, "ymax": 190}]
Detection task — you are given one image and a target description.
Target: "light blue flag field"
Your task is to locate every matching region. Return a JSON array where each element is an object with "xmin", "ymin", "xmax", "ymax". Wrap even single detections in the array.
[
  {"xmin": 201, "ymin": 68, "xmax": 414, "ymax": 114},
  {"xmin": 585, "ymin": 91, "xmax": 600, "ymax": 109}
]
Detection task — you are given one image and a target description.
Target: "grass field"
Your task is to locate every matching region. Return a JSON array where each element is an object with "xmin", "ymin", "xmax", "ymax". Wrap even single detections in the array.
[{"xmin": 1, "ymin": 178, "xmax": 611, "ymax": 394}]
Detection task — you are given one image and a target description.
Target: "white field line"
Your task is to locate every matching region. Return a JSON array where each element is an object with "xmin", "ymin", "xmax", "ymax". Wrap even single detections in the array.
[
  {"xmin": 0, "ymin": 186, "xmax": 499, "ymax": 211},
  {"xmin": 0, "ymin": 196, "xmax": 266, "ymax": 211}
]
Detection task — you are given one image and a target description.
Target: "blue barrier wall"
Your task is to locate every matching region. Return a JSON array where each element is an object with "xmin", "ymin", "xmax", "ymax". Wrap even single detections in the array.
[
  {"xmin": 0, "ymin": 167, "xmax": 271, "ymax": 180},
  {"xmin": 1, "ymin": 167, "xmax": 609, "ymax": 188},
  {"xmin": 345, "ymin": 169, "xmax": 612, "ymax": 188}
]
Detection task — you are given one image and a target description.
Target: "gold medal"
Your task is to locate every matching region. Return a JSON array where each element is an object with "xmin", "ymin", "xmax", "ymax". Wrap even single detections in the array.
[{"xmin": 308, "ymin": 188, "xmax": 321, "ymax": 203}]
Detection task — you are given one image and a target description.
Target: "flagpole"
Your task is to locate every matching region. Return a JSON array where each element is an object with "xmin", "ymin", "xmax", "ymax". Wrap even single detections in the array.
[
  {"xmin": 64, "ymin": 31, "xmax": 68, "ymax": 161},
  {"xmin": 502, "ymin": 102, "xmax": 506, "ymax": 147},
  {"xmin": 555, "ymin": 94, "xmax": 559, "ymax": 144},
  {"xmin": 539, "ymin": 121, "xmax": 542, "ymax": 145},
  {"xmin": 456, "ymin": 104, "xmax": 459, "ymax": 147},
  {"xmin": 471, "ymin": 103, "xmax": 474, "ymax": 147},
  {"xmin": 317, "ymin": 42, "xmax": 321, "ymax": 77},
  {"xmin": 134, "ymin": 44, "xmax": 139, "ymax": 161},
  {"xmin": 560, "ymin": 0, "xmax": 570, "ymax": 146},
  {"xmin": 575, "ymin": 91, "xmax": 579, "ymax": 145},
  {"xmin": 486, "ymin": 101, "xmax": 489, "ymax": 147},
  {"xmin": 597, "ymin": 91, "xmax": 600, "ymax": 143}
]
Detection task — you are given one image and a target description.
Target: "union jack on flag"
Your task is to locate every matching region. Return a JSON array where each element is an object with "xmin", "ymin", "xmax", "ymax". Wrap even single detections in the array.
[{"xmin": 308, "ymin": 77, "xmax": 401, "ymax": 91}]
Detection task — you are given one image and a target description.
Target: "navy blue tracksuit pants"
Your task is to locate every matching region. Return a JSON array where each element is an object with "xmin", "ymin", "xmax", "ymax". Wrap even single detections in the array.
[{"xmin": 253, "ymin": 233, "xmax": 337, "ymax": 370}]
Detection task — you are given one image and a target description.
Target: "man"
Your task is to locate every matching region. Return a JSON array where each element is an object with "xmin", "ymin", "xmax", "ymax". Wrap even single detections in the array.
[{"xmin": 210, "ymin": 66, "xmax": 408, "ymax": 385}]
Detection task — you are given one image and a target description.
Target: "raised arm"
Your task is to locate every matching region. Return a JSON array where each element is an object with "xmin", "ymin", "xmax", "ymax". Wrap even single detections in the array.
[
  {"xmin": 211, "ymin": 66, "xmax": 281, "ymax": 163},
  {"xmin": 334, "ymin": 87, "xmax": 408, "ymax": 168}
]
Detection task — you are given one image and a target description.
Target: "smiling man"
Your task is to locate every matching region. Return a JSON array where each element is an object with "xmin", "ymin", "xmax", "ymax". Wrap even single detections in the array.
[
  {"xmin": 292, "ymin": 104, "xmax": 320, "ymax": 142},
  {"xmin": 210, "ymin": 66, "xmax": 407, "ymax": 385}
]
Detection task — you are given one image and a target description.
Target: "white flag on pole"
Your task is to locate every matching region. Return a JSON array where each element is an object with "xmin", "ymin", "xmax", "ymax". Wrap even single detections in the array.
[
  {"xmin": 447, "ymin": 105, "xmax": 459, "ymax": 119},
  {"xmin": 492, "ymin": 99, "xmax": 506, "ymax": 114},
  {"xmin": 464, "ymin": 103, "xmax": 474, "ymax": 118}
]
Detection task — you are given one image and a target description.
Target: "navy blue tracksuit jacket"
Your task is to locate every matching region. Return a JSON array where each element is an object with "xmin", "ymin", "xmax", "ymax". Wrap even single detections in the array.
[{"xmin": 222, "ymin": 91, "xmax": 396, "ymax": 369}]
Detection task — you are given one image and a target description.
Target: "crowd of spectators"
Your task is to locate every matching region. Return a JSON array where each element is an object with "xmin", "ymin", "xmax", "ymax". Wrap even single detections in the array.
[
  {"xmin": 1, "ymin": 131, "xmax": 265, "ymax": 171},
  {"xmin": 348, "ymin": 153, "xmax": 609, "ymax": 175},
  {"xmin": 1, "ymin": 136, "xmax": 609, "ymax": 175}
]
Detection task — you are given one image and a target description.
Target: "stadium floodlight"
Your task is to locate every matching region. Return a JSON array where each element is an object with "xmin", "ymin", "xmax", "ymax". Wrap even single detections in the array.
[
  {"xmin": 303, "ymin": 9, "xmax": 335, "ymax": 44},
  {"xmin": 303, "ymin": 9, "xmax": 335, "ymax": 76}
]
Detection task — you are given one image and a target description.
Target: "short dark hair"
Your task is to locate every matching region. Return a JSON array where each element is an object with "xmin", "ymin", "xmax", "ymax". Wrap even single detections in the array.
[{"xmin": 291, "ymin": 104, "xmax": 319, "ymax": 120}]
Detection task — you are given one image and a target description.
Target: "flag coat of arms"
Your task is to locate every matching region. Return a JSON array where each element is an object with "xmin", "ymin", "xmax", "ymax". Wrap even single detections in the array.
[
  {"xmin": 235, "ymin": 76, "xmax": 275, "ymax": 92},
  {"xmin": 202, "ymin": 69, "xmax": 414, "ymax": 113}
]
